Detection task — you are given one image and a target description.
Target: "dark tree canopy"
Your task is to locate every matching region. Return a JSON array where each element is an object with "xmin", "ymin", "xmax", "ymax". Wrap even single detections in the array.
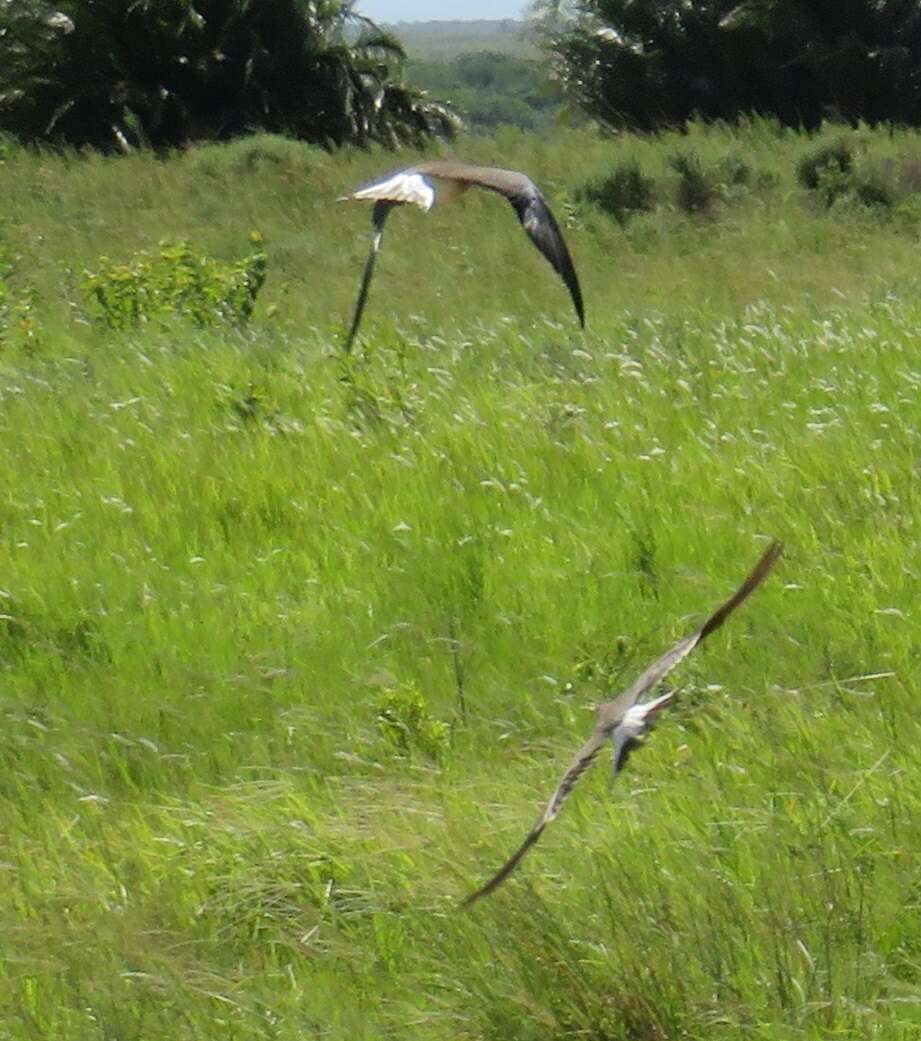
[
  {"xmin": 538, "ymin": 0, "xmax": 921, "ymax": 131},
  {"xmin": 0, "ymin": 0, "xmax": 458, "ymax": 152}
]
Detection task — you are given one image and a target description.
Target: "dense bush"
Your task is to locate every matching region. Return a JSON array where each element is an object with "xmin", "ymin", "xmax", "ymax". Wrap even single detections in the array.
[
  {"xmin": 575, "ymin": 159, "xmax": 656, "ymax": 225},
  {"xmin": 669, "ymin": 152, "xmax": 715, "ymax": 215},
  {"xmin": 83, "ymin": 237, "xmax": 268, "ymax": 329},
  {"xmin": 577, "ymin": 151, "xmax": 761, "ymax": 224},
  {"xmin": 796, "ymin": 139, "xmax": 899, "ymax": 211},
  {"xmin": 0, "ymin": 0, "xmax": 457, "ymax": 152},
  {"xmin": 796, "ymin": 141, "xmax": 855, "ymax": 191}
]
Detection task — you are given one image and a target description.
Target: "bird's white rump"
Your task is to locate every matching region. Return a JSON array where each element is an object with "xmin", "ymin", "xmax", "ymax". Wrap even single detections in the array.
[{"xmin": 351, "ymin": 171, "xmax": 436, "ymax": 211}]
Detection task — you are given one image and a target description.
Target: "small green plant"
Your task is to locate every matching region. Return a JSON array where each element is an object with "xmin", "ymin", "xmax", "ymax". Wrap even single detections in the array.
[
  {"xmin": 669, "ymin": 152, "xmax": 714, "ymax": 215},
  {"xmin": 0, "ymin": 249, "xmax": 41, "ymax": 351},
  {"xmin": 375, "ymin": 684, "xmax": 450, "ymax": 763},
  {"xmin": 797, "ymin": 140, "xmax": 855, "ymax": 205},
  {"xmin": 714, "ymin": 154, "xmax": 755, "ymax": 201},
  {"xmin": 83, "ymin": 234, "xmax": 267, "ymax": 330},
  {"xmin": 575, "ymin": 160, "xmax": 656, "ymax": 226},
  {"xmin": 716, "ymin": 154, "xmax": 753, "ymax": 187},
  {"xmin": 797, "ymin": 140, "xmax": 854, "ymax": 190},
  {"xmin": 219, "ymin": 381, "xmax": 279, "ymax": 423}
]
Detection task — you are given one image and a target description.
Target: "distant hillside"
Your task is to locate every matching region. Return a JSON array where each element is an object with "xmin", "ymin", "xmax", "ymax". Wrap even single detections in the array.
[
  {"xmin": 388, "ymin": 19, "xmax": 537, "ymax": 60},
  {"xmin": 389, "ymin": 19, "xmax": 556, "ymax": 132}
]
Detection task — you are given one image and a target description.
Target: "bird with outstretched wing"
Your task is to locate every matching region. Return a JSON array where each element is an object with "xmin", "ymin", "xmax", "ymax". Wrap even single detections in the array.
[
  {"xmin": 340, "ymin": 161, "xmax": 584, "ymax": 351},
  {"xmin": 461, "ymin": 540, "xmax": 783, "ymax": 908}
]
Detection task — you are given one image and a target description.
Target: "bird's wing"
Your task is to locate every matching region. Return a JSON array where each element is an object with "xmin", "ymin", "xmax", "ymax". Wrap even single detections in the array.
[
  {"xmin": 599, "ymin": 540, "xmax": 783, "ymax": 726},
  {"xmin": 415, "ymin": 162, "xmax": 585, "ymax": 328},
  {"xmin": 512, "ymin": 189, "xmax": 585, "ymax": 328},
  {"xmin": 461, "ymin": 540, "xmax": 782, "ymax": 908},
  {"xmin": 344, "ymin": 200, "xmax": 395, "ymax": 353},
  {"xmin": 460, "ymin": 728, "xmax": 608, "ymax": 908}
]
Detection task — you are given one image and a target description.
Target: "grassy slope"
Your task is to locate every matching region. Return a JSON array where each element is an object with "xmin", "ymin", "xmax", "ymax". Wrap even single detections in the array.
[{"xmin": 2, "ymin": 122, "xmax": 921, "ymax": 1039}]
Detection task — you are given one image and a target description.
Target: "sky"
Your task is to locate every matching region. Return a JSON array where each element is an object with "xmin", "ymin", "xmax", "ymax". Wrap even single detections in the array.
[{"xmin": 356, "ymin": 1, "xmax": 525, "ymax": 22}]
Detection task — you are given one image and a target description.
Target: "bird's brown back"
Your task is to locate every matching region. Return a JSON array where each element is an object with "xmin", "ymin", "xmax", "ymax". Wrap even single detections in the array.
[{"xmin": 412, "ymin": 161, "xmax": 534, "ymax": 198}]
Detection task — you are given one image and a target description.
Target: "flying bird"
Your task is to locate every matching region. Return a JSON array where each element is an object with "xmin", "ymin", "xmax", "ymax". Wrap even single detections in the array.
[
  {"xmin": 340, "ymin": 161, "xmax": 584, "ymax": 351},
  {"xmin": 461, "ymin": 540, "xmax": 783, "ymax": 908}
]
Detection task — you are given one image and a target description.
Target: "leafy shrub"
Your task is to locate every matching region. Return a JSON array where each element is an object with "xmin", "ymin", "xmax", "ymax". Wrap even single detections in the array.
[
  {"xmin": 854, "ymin": 174, "xmax": 896, "ymax": 210},
  {"xmin": 716, "ymin": 155, "xmax": 753, "ymax": 187},
  {"xmin": 83, "ymin": 235, "xmax": 267, "ymax": 330},
  {"xmin": 796, "ymin": 141, "xmax": 855, "ymax": 205},
  {"xmin": 797, "ymin": 142, "xmax": 899, "ymax": 211},
  {"xmin": 375, "ymin": 684, "xmax": 450, "ymax": 763},
  {"xmin": 710, "ymin": 154, "xmax": 757, "ymax": 203},
  {"xmin": 669, "ymin": 152, "xmax": 714, "ymax": 215},
  {"xmin": 575, "ymin": 160, "xmax": 656, "ymax": 226}
]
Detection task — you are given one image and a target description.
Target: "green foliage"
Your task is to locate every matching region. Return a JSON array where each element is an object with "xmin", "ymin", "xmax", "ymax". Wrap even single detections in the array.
[
  {"xmin": 797, "ymin": 140, "xmax": 902, "ymax": 211},
  {"xmin": 83, "ymin": 236, "xmax": 267, "ymax": 329},
  {"xmin": 669, "ymin": 151, "xmax": 715, "ymax": 215},
  {"xmin": 797, "ymin": 140, "xmax": 855, "ymax": 192},
  {"xmin": 5, "ymin": 124, "xmax": 921, "ymax": 1039},
  {"xmin": 577, "ymin": 149, "xmax": 759, "ymax": 225},
  {"xmin": 575, "ymin": 159, "xmax": 656, "ymax": 226},
  {"xmin": 715, "ymin": 152, "xmax": 754, "ymax": 194},
  {"xmin": 854, "ymin": 172, "xmax": 897, "ymax": 210},
  {"xmin": 407, "ymin": 50, "xmax": 562, "ymax": 131},
  {"xmin": 375, "ymin": 684, "xmax": 451, "ymax": 762},
  {"xmin": 538, "ymin": 0, "xmax": 921, "ymax": 131},
  {"xmin": 0, "ymin": 250, "xmax": 41, "ymax": 351},
  {"xmin": 0, "ymin": 0, "xmax": 457, "ymax": 152},
  {"xmin": 7, "ymin": 121, "xmax": 921, "ymax": 336}
]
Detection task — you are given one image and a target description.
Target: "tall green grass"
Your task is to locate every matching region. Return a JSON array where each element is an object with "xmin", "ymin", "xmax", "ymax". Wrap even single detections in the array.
[
  {"xmin": 5, "ymin": 119, "xmax": 921, "ymax": 341},
  {"xmin": 2, "ymin": 122, "xmax": 921, "ymax": 1039}
]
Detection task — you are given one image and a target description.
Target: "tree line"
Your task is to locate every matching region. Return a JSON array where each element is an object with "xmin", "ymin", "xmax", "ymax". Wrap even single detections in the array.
[
  {"xmin": 3, "ymin": 1, "xmax": 921, "ymax": 152},
  {"xmin": 540, "ymin": 0, "xmax": 921, "ymax": 131},
  {"xmin": 0, "ymin": 0, "xmax": 456, "ymax": 152}
]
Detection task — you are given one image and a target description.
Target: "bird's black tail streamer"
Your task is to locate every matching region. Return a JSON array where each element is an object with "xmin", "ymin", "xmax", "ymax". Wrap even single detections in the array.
[{"xmin": 344, "ymin": 201, "xmax": 394, "ymax": 354}]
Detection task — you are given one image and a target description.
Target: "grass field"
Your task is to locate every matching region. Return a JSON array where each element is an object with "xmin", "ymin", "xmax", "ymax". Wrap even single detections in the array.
[{"xmin": 3, "ymin": 120, "xmax": 921, "ymax": 1039}]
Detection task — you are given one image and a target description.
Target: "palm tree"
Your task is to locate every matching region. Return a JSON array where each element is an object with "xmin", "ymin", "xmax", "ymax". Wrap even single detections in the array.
[
  {"xmin": 536, "ymin": 0, "xmax": 921, "ymax": 130},
  {"xmin": 0, "ymin": 0, "xmax": 458, "ymax": 151}
]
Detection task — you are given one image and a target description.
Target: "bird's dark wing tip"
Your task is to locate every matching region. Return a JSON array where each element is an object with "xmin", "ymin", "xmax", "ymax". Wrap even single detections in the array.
[{"xmin": 510, "ymin": 191, "xmax": 584, "ymax": 329}]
